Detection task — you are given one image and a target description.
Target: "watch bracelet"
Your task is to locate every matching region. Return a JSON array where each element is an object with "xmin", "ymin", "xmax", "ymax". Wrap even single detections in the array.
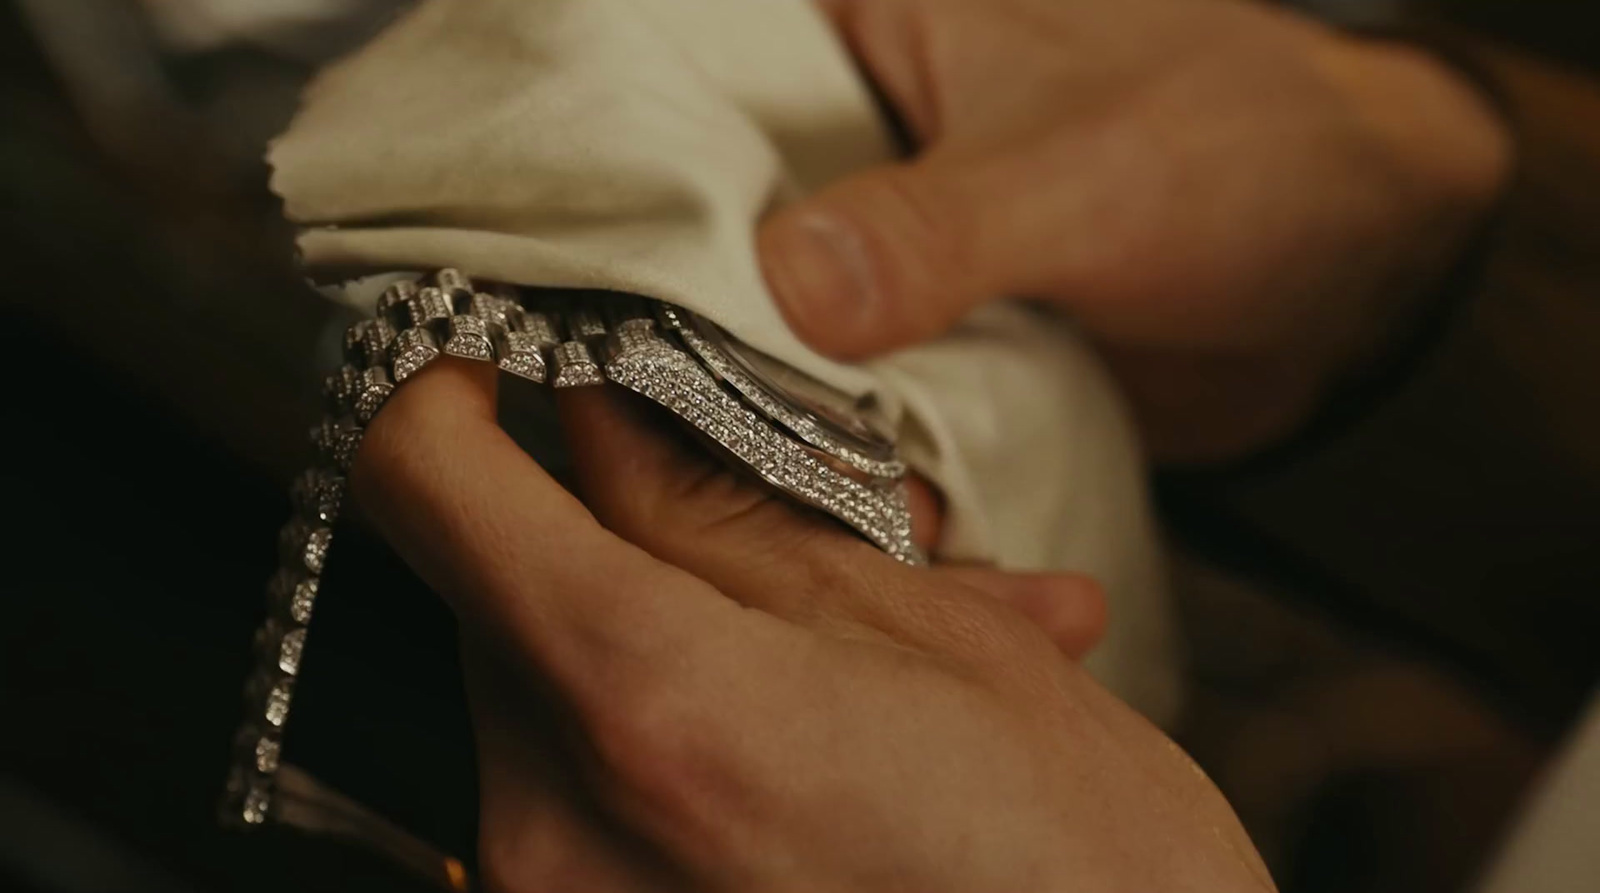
[{"xmin": 221, "ymin": 269, "xmax": 920, "ymax": 829}]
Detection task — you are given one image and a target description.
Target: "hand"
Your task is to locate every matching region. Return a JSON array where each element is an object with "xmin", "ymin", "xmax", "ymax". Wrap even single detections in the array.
[
  {"xmin": 352, "ymin": 359, "xmax": 1273, "ymax": 892},
  {"xmin": 760, "ymin": 0, "xmax": 1512, "ymax": 461}
]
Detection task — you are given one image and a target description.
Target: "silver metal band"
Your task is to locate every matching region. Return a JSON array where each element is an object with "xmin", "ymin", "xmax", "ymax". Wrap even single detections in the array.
[{"xmin": 221, "ymin": 269, "xmax": 921, "ymax": 885}]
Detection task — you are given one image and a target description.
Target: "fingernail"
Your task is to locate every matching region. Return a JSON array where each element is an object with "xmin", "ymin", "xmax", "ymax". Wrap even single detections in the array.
[{"xmin": 760, "ymin": 210, "xmax": 881, "ymax": 351}]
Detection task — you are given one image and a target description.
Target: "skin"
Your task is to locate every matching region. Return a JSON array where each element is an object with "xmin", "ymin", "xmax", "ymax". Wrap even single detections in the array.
[
  {"xmin": 760, "ymin": 0, "xmax": 1512, "ymax": 461},
  {"xmin": 353, "ymin": 359, "xmax": 1271, "ymax": 892},
  {"xmin": 351, "ymin": 0, "xmax": 1513, "ymax": 888}
]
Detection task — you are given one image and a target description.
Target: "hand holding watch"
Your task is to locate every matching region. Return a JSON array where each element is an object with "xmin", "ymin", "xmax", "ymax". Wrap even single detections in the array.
[{"xmin": 222, "ymin": 269, "xmax": 921, "ymax": 886}]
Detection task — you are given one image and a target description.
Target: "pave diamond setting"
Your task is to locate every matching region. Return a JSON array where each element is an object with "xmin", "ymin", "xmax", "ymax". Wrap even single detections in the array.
[
  {"xmin": 391, "ymin": 327, "xmax": 439, "ymax": 382},
  {"xmin": 443, "ymin": 314, "xmax": 494, "ymax": 360},
  {"xmin": 606, "ymin": 341, "xmax": 918, "ymax": 561},
  {"xmin": 551, "ymin": 340, "xmax": 605, "ymax": 388},
  {"xmin": 278, "ymin": 628, "xmax": 306, "ymax": 675},
  {"xmin": 495, "ymin": 330, "xmax": 548, "ymax": 382},
  {"xmin": 264, "ymin": 679, "xmax": 293, "ymax": 727},
  {"xmin": 223, "ymin": 268, "xmax": 921, "ymax": 832},
  {"xmin": 660, "ymin": 307, "xmax": 907, "ymax": 481}
]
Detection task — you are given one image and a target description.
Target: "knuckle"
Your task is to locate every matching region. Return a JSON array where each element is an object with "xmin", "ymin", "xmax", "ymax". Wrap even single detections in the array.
[
  {"xmin": 582, "ymin": 678, "xmax": 744, "ymax": 845},
  {"xmin": 588, "ymin": 682, "xmax": 705, "ymax": 794},
  {"xmin": 476, "ymin": 828, "xmax": 546, "ymax": 893},
  {"xmin": 476, "ymin": 818, "xmax": 599, "ymax": 893}
]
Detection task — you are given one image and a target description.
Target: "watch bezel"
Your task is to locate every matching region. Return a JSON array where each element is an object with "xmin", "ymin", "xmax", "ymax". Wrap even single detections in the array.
[{"xmin": 655, "ymin": 304, "xmax": 907, "ymax": 481}]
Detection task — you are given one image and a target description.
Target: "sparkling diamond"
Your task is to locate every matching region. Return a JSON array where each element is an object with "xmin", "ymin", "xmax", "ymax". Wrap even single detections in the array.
[
  {"xmin": 443, "ymin": 314, "xmax": 494, "ymax": 360},
  {"xmin": 241, "ymin": 781, "xmax": 272, "ymax": 824},
  {"xmin": 496, "ymin": 332, "xmax": 547, "ymax": 383},
  {"xmin": 567, "ymin": 306, "xmax": 608, "ymax": 341},
  {"xmin": 376, "ymin": 280, "xmax": 419, "ymax": 317},
  {"xmin": 322, "ymin": 364, "xmax": 359, "ymax": 413},
  {"xmin": 353, "ymin": 368, "xmax": 394, "ymax": 423},
  {"xmin": 343, "ymin": 319, "xmax": 371, "ymax": 359},
  {"xmin": 280, "ymin": 521, "xmax": 333, "ymax": 574},
  {"xmin": 471, "ymin": 296, "xmax": 515, "ymax": 330},
  {"xmin": 311, "ymin": 418, "xmax": 363, "ymax": 471},
  {"xmin": 264, "ymin": 679, "xmax": 293, "ymax": 727},
  {"xmin": 278, "ymin": 628, "xmax": 305, "ymax": 675},
  {"xmin": 288, "ymin": 578, "xmax": 317, "ymax": 624},
  {"xmin": 307, "ymin": 528, "xmax": 331, "ymax": 573},
  {"xmin": 254, "ymin": 736, "xmax": 281, "ymax": 774},
  {"xmin": 391, "ymin": 327, "xmax": 440, "ymax": 382},
  {"xmin": 435, "ymin": 267, "xmax": 473, "ymax": 297},
  {"xmin": 672, "ymin": 321, "xmax": 905, "ymax": 479},
  {"xmin": 521, "ymin": 311, "xmax": 559, "ymax": 347},
  {"xmin": 551, "ymin": 341, "xmax": 604, "ymax": 388},
  {"xmin": 355, "ymin": 317, "xmax": 397, "ymax": 367},
  {"xmin": 604, "ymin": 342, "xmax": 919, "ymax": 563},
  {"xmin": 408, "ymin": 287, "xmax": 453, "ymax": 328},
  {"xmin": 291, "ymin": 469, "xmax": 345, "ymax": 525}
]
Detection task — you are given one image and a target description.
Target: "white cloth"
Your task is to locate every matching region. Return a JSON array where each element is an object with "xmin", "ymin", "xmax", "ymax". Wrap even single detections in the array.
[
  {"xmin": 268, "ymin": 0, "xmax": 1180, "ymax": 722},
  {"xmin": 1477, "ymin": 691, "xmax": 1600, "ymax": 893}
]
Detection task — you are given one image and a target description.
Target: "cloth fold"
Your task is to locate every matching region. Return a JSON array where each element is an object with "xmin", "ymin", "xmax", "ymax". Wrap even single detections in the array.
[{"xmin": 268, "ymin": 0, "xmax": 1180, "ymax": 722}]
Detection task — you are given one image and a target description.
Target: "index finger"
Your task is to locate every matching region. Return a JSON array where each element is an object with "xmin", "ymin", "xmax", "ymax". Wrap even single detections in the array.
[{"xmin": 348, "ymin": 359, "xmax": 770, "ymax": 706}]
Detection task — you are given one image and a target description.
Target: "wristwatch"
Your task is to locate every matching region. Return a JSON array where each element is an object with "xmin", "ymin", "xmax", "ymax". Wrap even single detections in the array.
[{"xmin": 221, "ymin": 269, "xmax": 921, "ymax": 889}]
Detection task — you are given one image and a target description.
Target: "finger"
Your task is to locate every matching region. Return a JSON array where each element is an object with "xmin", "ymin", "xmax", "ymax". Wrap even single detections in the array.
[
  {"xmin": 555, "ymin": 384, "xmax": 903, "ymax": 621},
  {"xmin": 782, "ymin": 0, "xmax": 1150, "ymax": 360},
  {"xmin": 770, "ymin": 1, "xmax": 992, "ymax": 359},
  {"xmin": 555, "ymin": 386, "xmax": 1057, "ymax": 672},
  {"xmin": 812, "ymin": 0, "xmax": 846, "ymax": 26},
  {"xmin": 350, "ymin": 358, "xmax": 756, "ymax": 705},
  {"xmin": 905, "ymin": 473, "xmax": 944, "ymax": 554},
  {"xmin": 464, "ymin": 646, "xmax": 676, "ymax": 893},
  {"xmin": 758, "ymin": 159, "xmax": 996, "ymax": 360},
  {"xmin": 937, "ymin": 567, "xmax": 1107, "ymax": 660},
  {"xmin": 811, "ymin": 0, "xmax": 940, "ymax": 140}
]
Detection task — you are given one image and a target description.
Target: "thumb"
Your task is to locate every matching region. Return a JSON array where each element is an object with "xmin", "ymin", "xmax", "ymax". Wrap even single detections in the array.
[{"xmin": 759, "ymin": 161, "xmax": 1000, "ymax": 359}]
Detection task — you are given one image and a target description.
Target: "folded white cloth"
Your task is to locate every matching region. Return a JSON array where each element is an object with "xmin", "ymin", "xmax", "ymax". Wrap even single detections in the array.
[
  {"xmin": 1476, "ymin": 690, "xmax": 1600, "ymax": 893},
  {"xmin": 268, "ymin": 0, "xmax": 1180, "ymax": 722}
]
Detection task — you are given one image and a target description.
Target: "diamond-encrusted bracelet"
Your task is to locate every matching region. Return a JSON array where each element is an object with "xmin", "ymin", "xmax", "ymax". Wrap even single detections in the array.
[{"xmin": 220, "ymin": 270, "xmax": 921, "ymax": 889}]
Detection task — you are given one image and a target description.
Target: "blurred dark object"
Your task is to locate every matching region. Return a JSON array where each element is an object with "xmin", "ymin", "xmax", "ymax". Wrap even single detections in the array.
[
  {"xmin": 2, "ymin": 1, "xmax": 476, "ymax": 890},
  {"xmin": 1167, "ymin": 21, "xmax": 1600, "ymax": 736},
  {"xmin": 14, "ymin": 0, "xmax": 400, "ymax": 167},
  {"xmin": 2, "ymin": 0, "xmax": 401, "ymax": 477},
  {"xmin": 1163, "ymin": 16, "xmax": 1600, "ymax": 892},
  {"xmin": 0, "ymin": 317, "xmax": 478, "ymax": 893},
  {"xmin": 0, "ymin": 775, "xmax": 196, "ymax": 893},
  {"xmin": 1411, "ymin": 0, "xmax": 1600, "ymax": 72}
]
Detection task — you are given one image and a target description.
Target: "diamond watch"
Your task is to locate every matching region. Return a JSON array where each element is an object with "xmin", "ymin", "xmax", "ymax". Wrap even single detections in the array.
[{"xmin": 221, "ymin": 269, "xmax": 921, "ymax": 888}]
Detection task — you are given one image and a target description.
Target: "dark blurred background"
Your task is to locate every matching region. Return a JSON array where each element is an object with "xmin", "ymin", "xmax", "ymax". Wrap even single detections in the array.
[{"xmin": 1, "ymin": 2, "xmax": 1596, "ymax": 892}]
